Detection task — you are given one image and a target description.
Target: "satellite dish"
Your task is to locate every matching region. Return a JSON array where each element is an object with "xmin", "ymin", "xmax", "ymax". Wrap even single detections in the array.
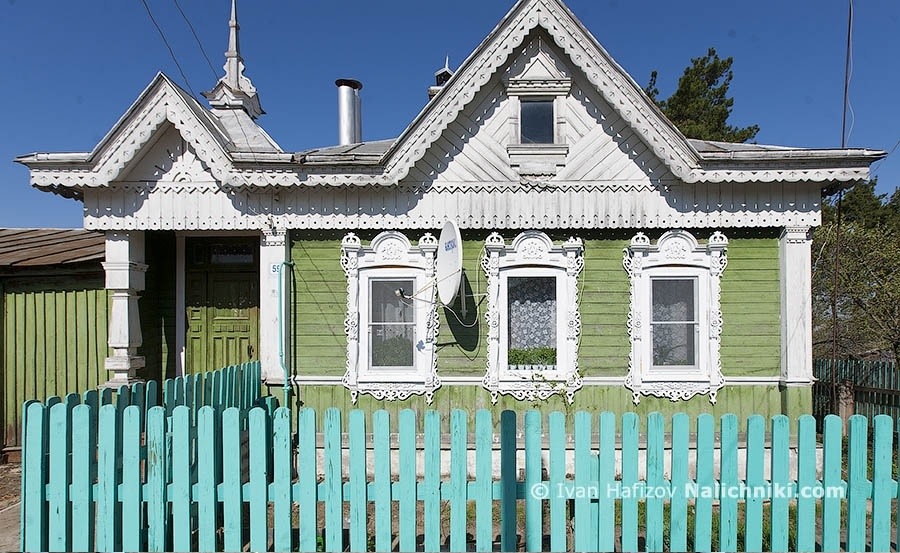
[{"xmin": 436, "ymin": 221, "xmax": 463, "ymax": 305}]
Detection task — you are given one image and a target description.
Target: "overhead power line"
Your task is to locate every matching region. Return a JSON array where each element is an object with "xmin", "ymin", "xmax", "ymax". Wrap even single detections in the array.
[
  {"xmin": 173, "ymin": 0, "xmax": 219, "ymax": 81},
  {"xmin": 139, "ymin": 0, "xmax": 198, "ymax": 99}
]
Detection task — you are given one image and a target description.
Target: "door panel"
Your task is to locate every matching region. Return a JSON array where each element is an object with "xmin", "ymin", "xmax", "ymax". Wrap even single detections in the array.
[{"xmin": 185, "ymin": 237, "xmax": 259, "ymax": 374}]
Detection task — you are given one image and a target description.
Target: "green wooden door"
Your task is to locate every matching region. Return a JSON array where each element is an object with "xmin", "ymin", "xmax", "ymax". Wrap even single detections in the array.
[{"xmin": 185, "ymin": 238, "xmax": 259, "ymax": 374}]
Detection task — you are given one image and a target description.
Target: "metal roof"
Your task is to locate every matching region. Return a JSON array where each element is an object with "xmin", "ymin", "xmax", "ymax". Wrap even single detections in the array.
[{"xmin": 0, "ymin": 229, "xmax": 105, "ymax": 267}]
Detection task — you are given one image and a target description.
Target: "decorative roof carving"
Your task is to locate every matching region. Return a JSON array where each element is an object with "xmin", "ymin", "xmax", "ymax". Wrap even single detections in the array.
[
  {"xmin": 17, "ymin": 0, "xmax": 885, "ymax": 196},
  {"xmin": 203, "ymin": 0, "xmax": 264, "ymax": 119}
]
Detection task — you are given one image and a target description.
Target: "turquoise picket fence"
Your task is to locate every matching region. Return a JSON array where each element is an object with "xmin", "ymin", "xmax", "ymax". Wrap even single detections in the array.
[
  {"xmin": 22, "ymin": 406, "xmax": 898, "ymax": 552},
  {"xmin": 20, "ymin": 360, "xmax": 264, "ymax": 552}
]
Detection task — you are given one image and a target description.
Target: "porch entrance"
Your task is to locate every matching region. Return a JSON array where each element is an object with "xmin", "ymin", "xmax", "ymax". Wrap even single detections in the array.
[{"xmin": 185, "ymin": 237, "xmax": 259, "ymax": 373}]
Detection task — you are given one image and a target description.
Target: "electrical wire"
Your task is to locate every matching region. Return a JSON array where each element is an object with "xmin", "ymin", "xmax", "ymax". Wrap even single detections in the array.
[
  {"xmin": 173, "ymin": 0, "xmax": 218, "ymax": 81},
  {"xmin": 139, "ymin": 0, "xmax": 197, "ymax": 99}
]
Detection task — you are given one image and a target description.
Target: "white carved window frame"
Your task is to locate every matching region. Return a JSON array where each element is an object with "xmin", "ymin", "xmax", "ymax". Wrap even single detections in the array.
[
  {"xmin": 341, "ymin": 231, "xmax": 440, "ymax": 404},
  {"xmin": 623, "ymin": 230, "xmax": 728, "ymax": 404},
  {"xmin": 481, "ymin": 231, "xmax": 584, "ymax": 404}
]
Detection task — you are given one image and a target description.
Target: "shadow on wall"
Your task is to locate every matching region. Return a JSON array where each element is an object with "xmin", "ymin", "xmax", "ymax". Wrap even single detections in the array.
[{"xmin": 441, "ymin": 271, "xmax": 481, "ymax": 353}]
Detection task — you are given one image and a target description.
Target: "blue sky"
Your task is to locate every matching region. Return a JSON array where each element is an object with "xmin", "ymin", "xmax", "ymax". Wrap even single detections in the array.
[{"xmin": 2, "ymin": 0, "xmax": 898, "ymax": 228}]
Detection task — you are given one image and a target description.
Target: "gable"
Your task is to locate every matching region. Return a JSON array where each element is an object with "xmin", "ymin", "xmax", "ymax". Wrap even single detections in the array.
[
  {"xmin": 401, "ymin": 32, "xmax": 673, "ymax": 188},
  {"xmin": 384, "ymin": 0, "xmax": 699, "ymax": 185},
  {"xmin": 120, "ymin": 125, "xmax": 216, "ymax": 184}
]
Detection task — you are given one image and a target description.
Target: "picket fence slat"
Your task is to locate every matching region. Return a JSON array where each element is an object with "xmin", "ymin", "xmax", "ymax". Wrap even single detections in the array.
[
  {"xmin": 770, "ymin": 415, "xmax": 790, "ymax": 552},
  {"xmin": 423, "ymin": 411, "xmax": 441, "ymax": 553},
  {"xmin": 145, "ymin": 407, "xmax": 166, "ymax": 552},
  {"xmin": 871, "ymin": 415, "xmax": 893, "ymax": 552},
  {"xmin": 524, "ymin": 410, "xmax": 542, "ymax": 553},
  {"xmin": 22, "ymin": 397, "xmax": 900, "ymax": 553},
  {"xmin": 573, "ymin": 410, "xmax": 592, "ymax": 552},
  {"xmin": 499, "ymin": 410, "xmax": 517, "ymax": 552},
  {"xmin": 297, "ymin": 408, "xmax": 317, "ymax": 553},
  {"xmin": 646, "ymin": 412, "xmax": 665, "ymax": 553},
  {"xmin": 474, "ymin": 409, "xmax": 492, "ymax": 552},
  {"xmin": 669, "ymin": 413, "xmax": 689, "ymax": 553},
  {"xmin": 448, "ymin": 409, "xmax": 466, "ymax": 552},
  {"xmin": 172, "ymin": 407, "xmax": 191, "ymax": 552},
  {"xmin": 718, "ymin": 414, "xmax": 738, "ymax": 553},
  {"xmin": 744, "ymin": 415, "xmax": 764, "ymax": 552},
  {"xmin": 620, "ymin": 411, "xmax": 638, "ymax": 552},
  {"xmin": 197, "ymin": 406, "xmax": 218, "ymax": 552},
  {"xmin": 221, "ymin": 408, "xmax": 242, "ymax": 553},
  {"xmin": 796, "ymin": 415, "xmax": 817, "ymax": 552},
  {"xmin": 47, "ymin": 400, "xmax": 71, "ymax": 552},
  {"xmin": 249, "ymin": 408, "xmax": 269, "ymax": 553},
  {"xmin": 272, "ymin": 407, "xmax": 292, "ymax": 552},
  {"xmin": 695, "ymin": 414, "xmax": 714, "ymax": 552},
  {"xmin": 372, "ymin": 409, "xmax": 391, "ymax": 553},
  {"xmin": 847, "ymin": 415, "xmax": 869, "ymax": 552},
  {"xmin": 398, "ymin": 409, "xmax": 416, "ymax": 552},
  {"xmin": 348, "ymin": 409, "xmax": 367, "ymax": 553},
  {"xmin": 70, "ymin": 404, "xmax": 94, "ymax": 552},
  {"xmin": 120, "ymin": 406, "xmax": 141, "ymax": 552},
  {"xmin": 821, "ymin": 415, "xmax": 843, "ymax": 552}
]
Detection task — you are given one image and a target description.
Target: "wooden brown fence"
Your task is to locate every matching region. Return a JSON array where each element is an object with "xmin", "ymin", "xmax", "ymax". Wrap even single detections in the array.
[{"xmin": 813, "ymin": 358, "xmax": 899, "ymax": 427}]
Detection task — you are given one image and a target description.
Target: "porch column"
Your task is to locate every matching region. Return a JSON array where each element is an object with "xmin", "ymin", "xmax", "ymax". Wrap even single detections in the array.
[
  {"xmin": 102, "ymin": 231, "xmax": 148, "ymax": 388},
  {"xmin": 779, "ymin": 226, "xmax": 814, "ymax": 385},
  {"xmin": 260, "ymin": 229, "xmax": 290, "ymax": 384}
]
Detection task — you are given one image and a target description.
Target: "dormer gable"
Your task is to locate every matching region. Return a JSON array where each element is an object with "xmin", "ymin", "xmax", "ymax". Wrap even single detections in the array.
[{"xmin": 383, "ymin": 0, "xmax": 700, "ymax": 185}]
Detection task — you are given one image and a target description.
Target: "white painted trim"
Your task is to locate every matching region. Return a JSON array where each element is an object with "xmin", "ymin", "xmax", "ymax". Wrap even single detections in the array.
[
  {"xmin": 780, "ymin": 227, "xmax": 814, "ymax": 383},
  {"xmin": 282, "ymin": 374, "xmax": 789, "ymax": 386},
  {"xmin": 623, "ymin": 230, "xmax": 728, "ymax": 404},
  {"xmin": 481, "ymin": 231, "xmax": 584, "ymax": 403},
  {"xmin": 175, "ymin": 234, "xmax": 185, "ymax": 377},
  {"xmin": 80, "ymin": 181, "xmax": 827, "ymax": 231},
  {"xmin": 340, "ymin": 232, "xmax": 441, "ymax": 403}
]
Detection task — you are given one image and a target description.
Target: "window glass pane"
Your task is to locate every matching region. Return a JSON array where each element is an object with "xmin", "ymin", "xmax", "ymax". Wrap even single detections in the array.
[
  {"xmin": 652, "ymin": 323, "xmax": 696, "ymax": 366},
  {"xmin": 651, "ymin": 279, "xmax": 695, "ymax": 322},
  {"xmin": 210, "ymin": 243, "xmax": 255, "ymax": 265},
  {"xmin": 507, "ymin": 276, "xmax": 557, "ymax": 366},
  {"xmin": 370, "ymin": 280, "xmax": 414, "ymax": 323},
  {"xmin": 521, "ymin": 100, "xmax": 553, "ymax": 144},
  {"xmin": 651, "ymin": 278, "xmax": 696, "ymax": 366},
  {"xmin": 371, "ymin": 325, "xmax": 415, "ymax": 368},
  {"xmin": 370, "ymin": 279, "xmax": 415, "ymax": 368}
]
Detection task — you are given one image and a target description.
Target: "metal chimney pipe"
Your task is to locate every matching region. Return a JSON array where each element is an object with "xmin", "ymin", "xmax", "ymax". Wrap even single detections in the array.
[{"xmin": 335, "ymin": 79, "xmax": 363, "ymax": 145}]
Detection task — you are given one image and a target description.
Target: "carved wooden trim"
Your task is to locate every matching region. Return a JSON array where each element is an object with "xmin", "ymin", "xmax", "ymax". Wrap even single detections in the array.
[
  {"xmin": 623, "ymin": 230, "xmax": 728, "ymax": 404},
  {"xmin": 481, "ymin": 231, "xmax": 584, "ymax": 403},
  {"xmin": 340, "ymin": 232, "xmax": 441, "ymax": 403}
]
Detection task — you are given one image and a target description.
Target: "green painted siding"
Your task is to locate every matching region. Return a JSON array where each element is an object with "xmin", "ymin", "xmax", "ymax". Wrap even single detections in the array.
[
  {"xmin": 291, "ymin": 229, "xmax": 782, "ymax": 380},
  {"xmin": 289, "ymin": 383, "xmax": 810, "ymax": 429},
  {"xmin": 2, "ymin": 275, "xmax": 108, "ymax": 450},
  {"xmin": 292, "ymin": 233, "xmax": 348, "ymax": 376},
  {"xmin": 719, "ymin": 236, "xmax": 781, "ymax": 376}
]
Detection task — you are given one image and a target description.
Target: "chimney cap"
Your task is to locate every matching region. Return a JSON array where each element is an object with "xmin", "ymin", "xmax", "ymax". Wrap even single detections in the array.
[{"xmin": 335, "ymin": 78, "xmax": 363, "ymax": 90}]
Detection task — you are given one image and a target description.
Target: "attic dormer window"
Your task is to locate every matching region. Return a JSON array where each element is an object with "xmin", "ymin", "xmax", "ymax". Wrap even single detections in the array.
[{"xmin": 505, "ymin": 78, "xmax": 570, "ymax": 176}]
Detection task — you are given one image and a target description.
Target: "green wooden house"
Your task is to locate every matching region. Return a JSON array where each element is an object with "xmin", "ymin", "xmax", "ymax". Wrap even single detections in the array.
[{"xmin": 15, "ymin": 0, "xmax": 885, "ymax": 423}]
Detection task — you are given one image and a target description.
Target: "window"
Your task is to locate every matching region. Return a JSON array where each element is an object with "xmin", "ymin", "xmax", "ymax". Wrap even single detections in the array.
[
  {"xmin": 520, "ymin": 100, "xmax": 554, "ymax": 144},
  {"xmin": 651, "ymin": 278, "xmax": 697, "ymax": 368},
  {"xmin": 504, "ymin": 78, "xmax": 570, "ymax": 176},
  {"xmin": 369, "ymin": 279, "xmax": 415, "ymax": 369},
  {"xmin": 482, "ymin": 231, "xmax": 584, "ymax": 403},
  {"xmin": 623, "ymin": 230, "xmax": 728, "ymax": 404},
  {"xmin": 507, "ymin": 276, "xmax": 557, "ymax": 367},
  {"xmin": 341, "ymin": 232, "xmax": 441, "ymax": 403}
]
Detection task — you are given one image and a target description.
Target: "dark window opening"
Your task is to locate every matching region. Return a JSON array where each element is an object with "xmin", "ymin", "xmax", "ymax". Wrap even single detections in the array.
[{"xmin": 520, "ymin": 100, "xmax": 554, "ymax": 144}]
